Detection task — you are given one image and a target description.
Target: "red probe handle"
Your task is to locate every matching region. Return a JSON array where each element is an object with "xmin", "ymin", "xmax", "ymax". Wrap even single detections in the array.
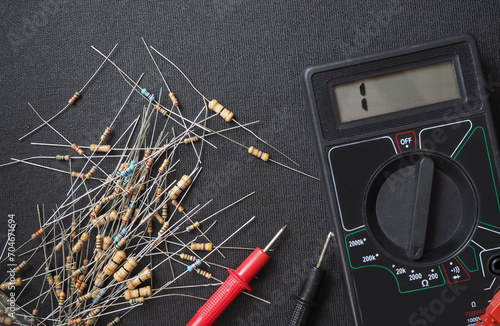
[
  {"xmin": 187, "ymin": 272, "xmax": 247, "ymax": 326},
  {"xmin": 186, "ymin": 248, "xmax": 270, "ymax": 326},
  {"xmin": 477, "ymin": 289, "xmax": 500, "ymax": 325}
]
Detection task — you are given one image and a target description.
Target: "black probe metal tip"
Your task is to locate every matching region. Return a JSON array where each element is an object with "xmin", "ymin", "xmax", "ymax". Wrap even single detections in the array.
[{"xmin": 289, "ymin": 232, "xmax": 334, "ymax": 326}]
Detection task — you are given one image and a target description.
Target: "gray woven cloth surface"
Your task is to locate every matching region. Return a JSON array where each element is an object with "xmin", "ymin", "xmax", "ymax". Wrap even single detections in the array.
[{"xmin": 1, "ymin": 1, "xmax": 499, "ymax": 325}]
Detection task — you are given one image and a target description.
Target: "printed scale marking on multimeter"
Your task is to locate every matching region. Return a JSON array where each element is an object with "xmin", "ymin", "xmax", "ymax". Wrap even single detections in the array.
[{"xmin": 302, "ymin": 34, "xmax": 500, "ymax": 325}]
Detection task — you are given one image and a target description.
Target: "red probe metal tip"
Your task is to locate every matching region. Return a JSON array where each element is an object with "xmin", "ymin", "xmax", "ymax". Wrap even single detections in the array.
[{"xmin": 186, "ymin": 226, "xmax": 287, "ymax": 326}]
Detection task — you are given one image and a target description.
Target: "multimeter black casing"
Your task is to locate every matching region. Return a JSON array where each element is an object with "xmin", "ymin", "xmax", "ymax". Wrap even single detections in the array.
[{"xmin": 302, "ymin": 34, "xmax": 500, "ymax": 325}]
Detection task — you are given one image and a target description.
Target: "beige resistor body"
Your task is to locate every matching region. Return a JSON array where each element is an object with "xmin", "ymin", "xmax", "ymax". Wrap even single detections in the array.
[
  {"xmin": 208, "ymin": 100, "xmax": 234, "ymax": 122},
  {"xmin": 90, "ymin": 204, "xmax": 102, "ymax": 218},
  {"xmin": 123, "ymin": 285, "xmax": 152, "ymax": 300},
  {"xmin": 186, "ymin": 221, "xmax": 200, "ymax": 232},
  {"xmin": 126, "ymin": 268, "xmax": 152, "ymax": 290},
  {"xmin": 102, "ymin": 236, "xmax": 113, "ymax": 250},
  {"xmin": 31, "ymin": 228, "xmax": 45, "ymax": 239},
  {"xmin": 54, "ymin": 275, "xmax": 63, "ymax": 296},
  {"xmin": 15, "ymin": 261, "xmax": 27, "ymax": 273},
  {"xmin": 71, "ymin": 143, "xmax": 84, "ymax": 156},
  {"xmin": 0, "ymin": 316, "xmax": 13, "ymax": 326},
  {"xmin": 183, "ymin": 136, "xmax": 199, "ymax": 144},
  {"xmin": 45, "ymin": 267, "xmax": 54, "ymax": 285},
  {"xmin": 129, "ymin": 297, "xmax": 145, "ymax": 304},
  {"xmin": 114, "ymin": 238, "xmax": 126, "ymax": 250},
  {"xmin": 171, "ymin": 200, "xmax": 184, "ymax": 213},
  {"xmin": 100, "ymin": 127, "xmax": 111, "ymax": 142},
  {"xmin": 0, "ymin": 278, "xmax": 22, "ymax": 291},
  {"xmin": 158, "ymin": 158, "xmax": 169, "ymax": 173},
  {"xmin": 90, "ymin": 144, "xmax": 111, "ymax": 152},
  {"xmin": 72, "ymin": 233, "xmax": 90, "ymax": 253},
  {"xmin": 107, "ymin": 317, "xmax": 120, "ymax": 326},
  {"xmin": 108, "ymin": 210, "xmax": 119, "ymax": 222},
  {"xmin": 114, "ymin": 258, "xmax": 138, "ymax": 281},
  {"xmin": 85, "ymin": 318, "xmax": 97, "ymax": 326},
  {"xmin": 248, "ymin": 146, "xmax": 270, "ymax": 161},
  {"xmin": 167, "ymin": 175, "xmax": 192, "ymax": 200},
  {"xmin": 153, "ymin": 211, "xmax": 164, "ymax": 224},
  {"xmin": 169, "ymin": 92, "xmax": 179, "ymax": 106},
  {"xmin": 155, "ymin": 186, "xmax": 163, "ymax": 204},
  {"xmin": 191, "ymin": 242, "xmax": 213, "ymax": 251},
  {"xmin": 104, "ymin": 251, "xmax": 126, "ymax": 276},
  {"xmin": 94, "ymin": 272, "xmax": 106, "ymax": 287}
]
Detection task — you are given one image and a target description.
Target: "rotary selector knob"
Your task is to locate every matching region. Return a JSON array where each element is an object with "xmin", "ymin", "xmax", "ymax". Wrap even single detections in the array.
[{"xmin": 364, "ymin": 151, "xmax": 478, "ymax": 266}]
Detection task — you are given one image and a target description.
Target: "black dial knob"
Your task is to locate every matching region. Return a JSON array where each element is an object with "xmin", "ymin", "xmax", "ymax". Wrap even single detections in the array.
[{"xmin": 363, "ymin": 151, "xmax": 478, "ymax": 266}]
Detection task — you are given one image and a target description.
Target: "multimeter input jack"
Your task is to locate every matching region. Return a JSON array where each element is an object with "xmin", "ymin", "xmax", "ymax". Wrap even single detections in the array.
[{"xmin": 489, "ymin": 255, "xmax": 500, "ymax": 276}]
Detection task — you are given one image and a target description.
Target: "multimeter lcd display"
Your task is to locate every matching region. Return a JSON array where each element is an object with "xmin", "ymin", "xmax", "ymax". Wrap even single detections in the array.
[{"xmin": 333, "ymin": 61, "xmax": 461, "ymax": 123}]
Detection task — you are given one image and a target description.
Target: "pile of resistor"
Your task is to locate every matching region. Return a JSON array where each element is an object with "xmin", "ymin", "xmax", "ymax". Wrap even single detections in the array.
[{"xmin": 0, "ymin": 40, "xmax": 309, "ymax": 326}]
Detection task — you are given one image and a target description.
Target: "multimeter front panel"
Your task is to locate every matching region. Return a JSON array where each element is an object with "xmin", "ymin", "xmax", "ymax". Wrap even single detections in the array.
[{"xmin": 302, "ymin": 35, "xmax": 500, "ymax": 325}]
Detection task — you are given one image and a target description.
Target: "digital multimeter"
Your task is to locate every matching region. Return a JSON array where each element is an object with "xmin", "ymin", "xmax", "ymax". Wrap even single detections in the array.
[{"xmin": 302, "ymin": 34, "xmax": 500, "ymax": 325}]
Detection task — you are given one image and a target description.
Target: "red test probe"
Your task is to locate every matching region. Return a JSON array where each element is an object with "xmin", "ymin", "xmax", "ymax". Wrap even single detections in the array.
[
  {"xmin": 186, "ymin": 225, "xmax": 287, "ymax": 326},
  {"xmin": 477, "ymin": 289, "xmax": 500, "ymax": 325}
]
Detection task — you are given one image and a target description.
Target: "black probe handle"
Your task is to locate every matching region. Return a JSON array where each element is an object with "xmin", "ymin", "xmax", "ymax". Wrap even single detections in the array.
[
  {"xmin": 289, "ymin": 298, "xmax": 315, "ymax": 326},
  {"xmin": 288, "ymin": 265, "xmax": 325, "ymax": 326}
]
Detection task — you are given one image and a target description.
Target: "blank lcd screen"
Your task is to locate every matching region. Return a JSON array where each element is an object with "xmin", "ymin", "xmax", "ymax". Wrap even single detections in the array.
[{"xmin": 333, "ymin": 61, "xmax": 461, "ymax": 123}]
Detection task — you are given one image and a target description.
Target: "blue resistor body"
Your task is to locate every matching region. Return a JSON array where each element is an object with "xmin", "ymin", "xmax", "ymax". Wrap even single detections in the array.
[
  {"xmin": 114, "ymin": 227, "xmax": 128, "ymax": 243},
  {"xmin": 141, "ymin": 88, "xmax": 155, "ymax": 102},
  {"xmin": 93, "ymin": 288, "xmax": 107, "ymax": 304},
  {"xmin": 120, "ymin": 160, "xmax": 136, "ymax": 177},
  {"xmin": 187, "ymin": 259, "xmax": 203, "ymax": 272}
]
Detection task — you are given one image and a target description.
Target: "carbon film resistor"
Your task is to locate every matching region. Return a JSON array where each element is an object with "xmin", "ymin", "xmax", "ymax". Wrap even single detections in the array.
[
  {"xmin": 0, "ymin": 278, "xmax": 22, "ymax": 291},
  {"xmin": 54, "ymin": 275, "xmax": 63, "ymax": 296},
  {"xmin": 195, "ymin": 269, "xmax": 212, "ymax": 279},
  {"xmin": 183, "ymin": 136, "xmax": 199, "ymax": 144},
  {"xmin": 100, "ymin": 127, "xmax": 111, "ymax": 142},
  {"xmin": 68, "ymin": 318, "xmax": 83, "ymax": 325},
  {"xmin": 56, "ymin": 155, "xmax": 71, "ymax": 161},
  {"xmin": 187, "ymin": 259, "xmax": 203, "ymax": 272},
  {"xmin": 248, "ymin": 146, "xmax": 269, "ymax": 161},
  {"xmin": 169, "ymin": 92, "xmax": 179, "ymax": 106},
  {"xmin": 186, "ymin": 221, "xmax": 200, "ymax": 232},
  {"xmin": 167, "ymin": 175, "xmax": 192, "ymax": 200},
  {"xmin": 89, "ymin": 144, "xmax": 111, "ymax": 153},
  {"xmin": 58, "ymin": 292, "xmax": 65, "ymax": 309},
  {"xmin": 158, "ymin": 159, "xmax": 169, "ymax": 174},
  {"xmin": 179, "ymin": 253, "xmax": 197, "ymax": 262},
  {"xmin": 155, "ymin": 186, "xmax": 163, "ymax": 204},
  {"xmin": 114, "ymin": 257, "xmax": 138, "ymax": 281},
  {"xmin": 30, "ymin": 309, "xmax": 38, "ymax": 324},
  {"xmin": 15, "ymin": 260, "xmax": 27, "ymax": 273},
  {"xmin": 107, "ymin": 317, "xmax": 121, "ymax": 326},
  {"xmin": 72, "ymin": 232, "xmax": 90, "ymax": 253},
  {"xmin": 71, "ymin": 143, "xmax": 84, "ymax": 156},
  {"xmin": 123, "ymin": 285, "xmax": 152, "ymax": 300},
  {"xmin": 141, "ymin": 88, "xmax": 155, "ymax": 102},
  {"xmin": 68, "ymin": 92, "xmax": 81, "ymax": 105},
  {"xmin": 45, "ymin": 267, "xmax": 54, "ymax": 285},
  {"xmin": 153, "ymin": 103, "xmax": 168, "ymax": 116},
  {"xmin": 208, "ymin": 100, "xmax": 234, "ymax": 122},
  {"xmin": 126, "ymin": 267, "xmax": 152, "ymax": 290},
  {"xmin": 171, "ymin": 200, "xmax": 184, "ymax": 213},
  {"xmin": 114, "ymin": 238, "xmax": 126, "ymax": 250},
  {"xmin": 129, "ymin": 297, "xmax": 145, "ymax": 305},
  {"xmin": 104, "ymin": 251, "xmax": 126, "ymax": 276},
  {"xmin": 191, "ymin": 243, "xmax": 213, "ymax": 251},
  {"xmin": 31, "ymin": 228, "xmax": 45, "ymax": 239}
]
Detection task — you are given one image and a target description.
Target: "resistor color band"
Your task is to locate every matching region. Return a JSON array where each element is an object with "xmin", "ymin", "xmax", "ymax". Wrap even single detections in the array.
[{"xmin": 68, "ymin": 92, "xmax": 81, "ymax": 105}]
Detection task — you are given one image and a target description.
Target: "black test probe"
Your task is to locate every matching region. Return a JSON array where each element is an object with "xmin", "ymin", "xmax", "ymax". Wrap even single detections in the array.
[{"xmin": 288, "ymin": 232, "xmax": 334, "ymax": 326}]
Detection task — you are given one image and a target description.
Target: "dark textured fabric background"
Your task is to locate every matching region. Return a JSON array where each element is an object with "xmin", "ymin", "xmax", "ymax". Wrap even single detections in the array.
[{"xmin": 0, "ymin": 1, "xmax": 499, "ymax": 325}]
